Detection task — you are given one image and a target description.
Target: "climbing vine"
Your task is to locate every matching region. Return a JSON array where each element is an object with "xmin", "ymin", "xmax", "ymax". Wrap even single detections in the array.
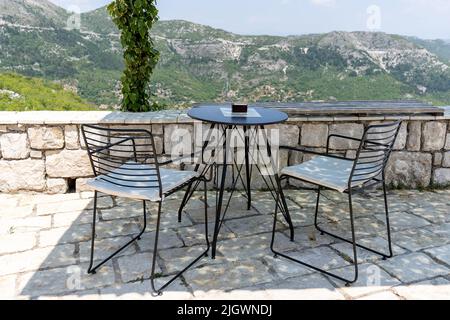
[{"xmin": 108, "ymin": 0, "xmax": 160, "ymax": 112}]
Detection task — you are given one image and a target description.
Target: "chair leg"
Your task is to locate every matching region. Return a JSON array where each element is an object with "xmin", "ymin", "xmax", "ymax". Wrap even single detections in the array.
[
  {"xmin": 88, "ymin": 193, "xmax": 147, "ymax": 275},
  {"xmin": 271, "ymin": 188, "xmax": 359, "ymax": 285},
  {"xmin": 314, "ymin": 189, "xmax": 393, "ymax": 260},
  {"xmin": 382, "ymin": 180, "xmax": 394, "ymax": 259},
  {"xmin": 178, "ymin": 182, "xmax": 193, "ymax": 223},
  {"xmin": 150, "ymin": 180, "xmax": 210, "ymax": 295},
  {"xmin": 314, "ymin": 187, "xmax": 322, "ymax": 234}
]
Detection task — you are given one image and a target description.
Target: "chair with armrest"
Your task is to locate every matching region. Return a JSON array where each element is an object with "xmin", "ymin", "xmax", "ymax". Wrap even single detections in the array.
[
  {"xmin": 81, "ymin": 124, "xmax": 209, "ymax": 295},
  {"xmin": 271, "ymin": 121, "xmax": 402, "ymax": 285}
]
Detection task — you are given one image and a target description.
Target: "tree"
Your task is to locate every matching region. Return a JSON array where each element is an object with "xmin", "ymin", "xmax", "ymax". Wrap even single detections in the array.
[{"xmin": 108, "ymin": 0, "xmax": 160, "ymax": 112}]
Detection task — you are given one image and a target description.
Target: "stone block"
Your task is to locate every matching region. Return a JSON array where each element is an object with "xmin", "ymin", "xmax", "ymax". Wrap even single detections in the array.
[
  {"xmin": 46, "ymin": 149, "xmax": 92, "ymax": 178},
  {"xmin": 273, "ymin": 124, "xmax": 300, "ymax": 147},
  {"xmin": 407, "ymin": 121, "xmax": 421, "ymax": 151},
  {"xmin": 442, "ymin": 152, "xmax": 450, "ymax": 167},
  {"xmin": 75, "ymin": 178, "xmax": 94, "ymax": 192},
  {"xmin": 0, "ymin": 133, "xmax": 30, "ymax": 159},
  {"xmin": 385, "ymin": 152, "xmax": 432, "ymax": 188},
  {"xmin": 30, "ymin": 150, "xmax": 42, "ymax": 159},
  {"xmin": 46, "ymin": 178, "xmax": 68, "ymax": 194},
  {"xmin": 393, "ymin": 122, "xmax": 407, "ymax": 150},
  {"xmin": 64, "ymin": 125, "xmax": 79, "ymax": 150},
  {"xmin": 164, "ymin": 124, "xmax": 193, "ymax": 156},
  {"xmin": 422, "ymin": 122, "xmax": 447, "ymax": 151},
  {"xmin": 329, "ymin": 123, "xmax": 364, "ymax": 150},
  {"xmin": 28, "ymin": 126, "xmax": 64, "ymax": 150},
  {"xmin": 301, "ymin": 124, "xmax": 328, "ymax": 147},
  {"xmin": 445, "ymin": 133, "xmax": 450, "ymax": 150},
  {"xmin": 433, "ymin": 168, "xmax": 450, "ymax": 186},
  {"xmin": 0, "ymin": 159, "xmax": 46, "ymax": 192}
]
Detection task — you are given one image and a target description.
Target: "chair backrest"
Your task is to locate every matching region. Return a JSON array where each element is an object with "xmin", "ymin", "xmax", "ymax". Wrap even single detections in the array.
[
  {"xmin": 81, "ymin": 124, "xmax": 162, "ymax": 197},
  {"xmin": 349, "ymin": 121, "xmax": 402, "ymax": 188}
]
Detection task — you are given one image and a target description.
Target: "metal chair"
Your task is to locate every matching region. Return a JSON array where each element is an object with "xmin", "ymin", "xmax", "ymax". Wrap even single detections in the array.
[
  {"xmin": 271, "ymin": 121, "xmax": 402, "ymax": 285},
  {"xmin": 81, "ymin": 125, "xmax": 209, "ymax": 295}
]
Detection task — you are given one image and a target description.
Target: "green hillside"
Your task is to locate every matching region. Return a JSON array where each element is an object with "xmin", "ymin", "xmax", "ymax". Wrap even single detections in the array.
[
  {"xmin": 0, "ymin": 73, "xmax": 93, "ymax": 111},
  {"xmin": 1, "ymin": 1, "xmax": 450, "ymax": 109}
]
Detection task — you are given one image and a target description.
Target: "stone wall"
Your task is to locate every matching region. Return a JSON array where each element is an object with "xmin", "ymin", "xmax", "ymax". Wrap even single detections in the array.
[{"xmin": 0, "ymin": 110, "xmax": 449, "ymax": 194}]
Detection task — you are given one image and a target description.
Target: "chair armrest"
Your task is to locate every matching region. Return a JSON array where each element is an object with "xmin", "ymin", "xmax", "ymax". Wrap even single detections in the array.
[{"xmin": 280, "ymin": 146, "xmax": 349, "ymax": 161}]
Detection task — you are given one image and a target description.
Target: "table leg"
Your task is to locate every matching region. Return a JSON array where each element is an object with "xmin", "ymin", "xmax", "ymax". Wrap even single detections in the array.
[
  {"xmin": 259, "ymin": 126, "xmax": 295, "ymax": 241},
  {"xmin": 244, "ymin": 126, "xmax": 252, "ymax": 210},
  {"xmin": 211, "ymin": 125, "xmax": 230, "ymax": 259}
]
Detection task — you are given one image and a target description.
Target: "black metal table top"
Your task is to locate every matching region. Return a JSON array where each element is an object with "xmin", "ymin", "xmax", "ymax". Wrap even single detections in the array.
[{"xmin": 188, "ymin": 105, "xmax": 288, "ymax": 126}]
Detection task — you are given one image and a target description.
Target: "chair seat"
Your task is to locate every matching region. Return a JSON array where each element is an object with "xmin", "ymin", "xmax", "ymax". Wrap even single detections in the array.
[
  {"xmin": 87, "ymin": 162, "xmax": 199, "ymax": 201},
  {"xmin": 281, "ymin": 156, "xmax": 359, "ymax": 193}
]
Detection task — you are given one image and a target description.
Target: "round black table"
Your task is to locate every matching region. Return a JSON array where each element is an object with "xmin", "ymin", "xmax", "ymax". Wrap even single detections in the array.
[{"xmin": 178, "ymin": 105, "xmax": 294, "ymax": 258}]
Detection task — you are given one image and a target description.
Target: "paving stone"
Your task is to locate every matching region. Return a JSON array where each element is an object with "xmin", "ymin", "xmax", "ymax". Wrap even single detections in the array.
[
  {"xmin": 357, "ymin": 290, "xmax": 401, "ymax": 300},
  {"xmin": 281, "ymin": 225, "xmax": 337, "ymax": 250},
  {"xmin": 216, "ymin": 232, "xmax": 296, "ymax": 263},
  {"xmin": 187, "ymin": 207, "xmax": 260, "ymax": 224},
  {"xmin": 35, "ymin": 289, "xmax": 101, "ymax": 300},
  {"xmin": 377, "ymin": 253, "xmax": 449, "ymax": 283},
  {"xmin": 36, "ymin": 198, "xmax": 93, "ymax": 215},
  {"xmin": 331, "ymin": 236, "xmax": 406, "ymax": 263},
  {"xmin": 0, "ymin": 246, "xmax": 75, "ymax": 276},
  {"xmin": 101, "ymin": 201, "xmax": 146, "ymax": 221},
  {"xmin": 425, "ymin": 223, "xmax": 450, "ymax": 239},
  {"xmin": 136, "ymin": 229, "xmax": 184, "ymax": 252},
  {"xmin": 287, "ymin": 246, "xmax": 350, "ymax": 271},
  {"xmin": 187, "ymin": 260, "xmax": 274, "ymax": 293},
  {"xmin": 17, "ymin": 263, "xmax": 115, "ymax": 297},
  {"xmin": 408, "ymin": 203, "xmax": 450, "ymax": 224},
  {"xmin": 225, "ymin": 215, "xmax": 274, "ymax": 237},
  {"xmin": 264, "ymin": 255, "xmax": 313, "ymax": 280},
  {"xmin": 263, "ymin": 274, "xmax": 344, "ymax": 300},
  {"xmin": 392, "ymin": 228, "xmax": 447, "ymax": 252},
  {"xmin": 93, "ymin": 219, "xmax": 142, "ymax": 239},
  {"xmin": 38, "ymin": 244, "xmax": 77, "ymax": 269},
  {"xmin": 0, "ymin": 205, "xmax": 33, "ymax": 220},
  {"xmin": 0, "ymin": 216, "xmax": 51, "ymax": 235},
  {"xmin": 52, "ymin": 210, "xmax": 94, "ymax": 228},
  {"xmin": 193, "ymin": 287, "xmax": 272, "ymax": 300},
  {"xmin": 0, "ymin": 274, "xmax": 17, "ymax": 299},
  {"xmin": 0, "ymin": 233, "xmax": 36, "ymax": 254},
  {"xmin": 424, "ymin": 244, "xmax": 450, "ymax": 266},
  {"xmin": 159, "ymin": 245, "xmax": 212, "ymax": 274},
  {"xmin": 326, "ymin": 263, "xmax": 401, "ymax": 298},
  {"xmin": 39, "ymin": 225, "xmax": 92, "ymax": 247},
  {"xmin": 116, "ymin": 252, "xmax": 162, "ymax": 283},
  {"xmin": 375, "ymin": 211, "xmax": 430, "ymax": 232},
  {"xmin": 178, "ymin": 222, "xmax": 235, "ymax": 247},
  {"xmin": 393, "ymin": 277, "xmax": 450, "ymax": 300},
  {"xmin": 100, "ymin": 278, "xmax": 193, "ymax": 300},
  {"xmin": 144, "ymin": 207, "xmax": 194, "ymax": 232},
  {"xmin": 79, "ymin": 236, "xmax": 136, "ymax": 263}
]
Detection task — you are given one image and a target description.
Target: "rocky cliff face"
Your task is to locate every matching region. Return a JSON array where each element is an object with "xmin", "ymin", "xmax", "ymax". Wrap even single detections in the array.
[{"xmin": 1, "ymin": 1, "xmax": 449, "ymax": 107}]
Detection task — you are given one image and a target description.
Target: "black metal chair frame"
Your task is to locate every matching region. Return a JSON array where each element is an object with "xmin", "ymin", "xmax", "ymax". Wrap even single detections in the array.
[
  {"xmin": 271, "ymin": 121, "xmax": 402, "ymax": 286},
  {"xmin": 81, "ymin": 125, "xmax": 210, "ymax": 295}
]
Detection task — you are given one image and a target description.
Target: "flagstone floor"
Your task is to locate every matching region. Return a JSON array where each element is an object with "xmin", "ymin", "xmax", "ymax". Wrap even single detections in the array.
[{"xmin": 0, "ymin": 188, "xmax": 449, "ymax": 300}]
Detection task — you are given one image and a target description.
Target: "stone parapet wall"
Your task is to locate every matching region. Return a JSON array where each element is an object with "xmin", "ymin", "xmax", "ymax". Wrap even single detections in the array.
[{"xmin": 0, "ymin": 111, "xmax": 449, "ymax": 194}]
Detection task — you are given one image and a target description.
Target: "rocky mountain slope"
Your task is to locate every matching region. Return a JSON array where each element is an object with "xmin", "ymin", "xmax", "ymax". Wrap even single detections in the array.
[{"xmin": 1, "ymin": 0, "xmax": 449, "ymax": 107}]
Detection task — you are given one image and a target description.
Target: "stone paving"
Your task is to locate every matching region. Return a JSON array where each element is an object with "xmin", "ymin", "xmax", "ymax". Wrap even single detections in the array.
[{"xmin": 0, "ymin": 188, "xmax": 449, "ymax": 300}]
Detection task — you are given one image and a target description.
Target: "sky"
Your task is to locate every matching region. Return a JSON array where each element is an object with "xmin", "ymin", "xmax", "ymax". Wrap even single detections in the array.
[{"xmin": 49, "ymin": 0, "xmax": 450, "ymax": 39}]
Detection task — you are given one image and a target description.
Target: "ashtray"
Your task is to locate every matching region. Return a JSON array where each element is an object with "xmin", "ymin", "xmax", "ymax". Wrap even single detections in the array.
[{"xmin": 232, "ymin": 103, "xmax": 248, "ymax": 113}]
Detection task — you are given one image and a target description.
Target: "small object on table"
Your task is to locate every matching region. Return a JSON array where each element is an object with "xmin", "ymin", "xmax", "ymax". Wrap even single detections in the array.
[{"xmin": 232, "ymin": 103, "xmax": 248, "ymax": 113}]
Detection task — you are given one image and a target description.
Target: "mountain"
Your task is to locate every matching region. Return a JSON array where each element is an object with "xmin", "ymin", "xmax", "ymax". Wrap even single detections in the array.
[
  {"xmin": 1, "ymin": 1, "xmax": 450, "ymax": 108},
  {"xmin": 0, "ymin": 72, "xmax": 92, "ymax": 110}
]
